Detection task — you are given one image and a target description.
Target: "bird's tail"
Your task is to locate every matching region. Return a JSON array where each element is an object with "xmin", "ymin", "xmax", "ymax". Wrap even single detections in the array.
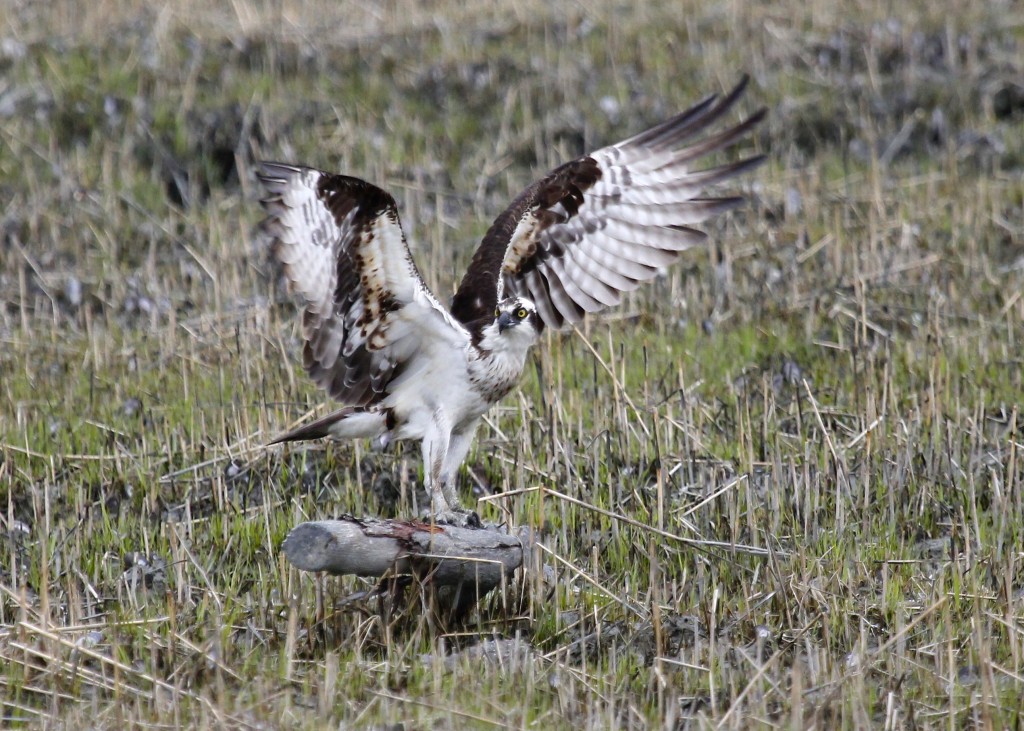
[{"xmin": 270, "ymin": 407, "xmax": 388, "ymax": 444}]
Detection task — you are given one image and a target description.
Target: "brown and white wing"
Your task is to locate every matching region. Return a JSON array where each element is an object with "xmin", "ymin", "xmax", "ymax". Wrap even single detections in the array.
[
  {"xmin": 258, "ymin": 163, "xmax": 468, "ymax": 406},
  {"xmin": 449, "ymin": 76, "xmax": 766, "ymax": 332}
]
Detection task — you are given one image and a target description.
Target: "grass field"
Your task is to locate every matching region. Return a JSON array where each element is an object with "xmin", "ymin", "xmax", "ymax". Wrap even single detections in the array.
[{"xmin": 2, "ymin": 0, "xmax": 1023, "ymax": 727}]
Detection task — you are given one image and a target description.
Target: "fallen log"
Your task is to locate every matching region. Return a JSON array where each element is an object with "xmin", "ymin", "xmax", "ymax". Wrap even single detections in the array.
[{"xmin": 282, "ymin": 516, "xmax": 526, "ymax": 618}]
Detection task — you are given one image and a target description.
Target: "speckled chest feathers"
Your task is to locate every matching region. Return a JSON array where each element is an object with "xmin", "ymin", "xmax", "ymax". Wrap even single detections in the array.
[{"xmin": 467, "ymin": 297, "xmax": 541, "ymax": 405}]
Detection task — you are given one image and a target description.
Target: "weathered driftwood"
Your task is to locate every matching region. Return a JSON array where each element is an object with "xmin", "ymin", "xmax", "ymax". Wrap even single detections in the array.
[{"xmin": 282, "ymin": 516, "xmax": 524, "ymax": 597}]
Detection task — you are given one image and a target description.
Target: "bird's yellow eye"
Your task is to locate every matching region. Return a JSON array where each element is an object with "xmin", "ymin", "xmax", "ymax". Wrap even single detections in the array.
[
  {"xmin": 495, "ymin": 307, "xmax": 501, "ymax": 318},
  {"xmin": 516, "ymin": 308, "xmax": 527, "ymax": 319}
]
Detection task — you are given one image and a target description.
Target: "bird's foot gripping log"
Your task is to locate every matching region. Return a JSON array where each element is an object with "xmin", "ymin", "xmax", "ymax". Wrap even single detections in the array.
[{"xmin": 282, "ymin": 516, "xmax": 525, "ymax": 618}]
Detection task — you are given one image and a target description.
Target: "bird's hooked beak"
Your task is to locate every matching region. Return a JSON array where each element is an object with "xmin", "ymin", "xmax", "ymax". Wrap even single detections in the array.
[{"xmin": 497, "ymin": 311, "xmax": 514, "ymax": 332}]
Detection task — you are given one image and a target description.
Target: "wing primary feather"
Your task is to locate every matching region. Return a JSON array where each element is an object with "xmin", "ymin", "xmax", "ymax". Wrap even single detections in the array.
[
  {"xmin": 538, "ymin": 262, "xmax": 586, "ymax": 325},
  {"xmin": 622, "ymin": 155, "xmax": 767, "ymax": 203},
  {"xmin": 560, "ymin": 249, "xmax": 624, "ymax": 307},
  {"xmin": 631, "ymin": 109, "xmax": 767, "ymax": 175},
  {"xmin": 569, "ymin": 246, "xmax": 643, "ymax": 292},
  {"xmin": 621, "ymin": 75, "xmax": 751, "ymax": 151},
  {"xmin": 618, "ymin": 92, "xmax": 722, "ymax": 150},
  {"xmin": 519, "ymin": 270, "xmax": 561, "ymax": 330}
]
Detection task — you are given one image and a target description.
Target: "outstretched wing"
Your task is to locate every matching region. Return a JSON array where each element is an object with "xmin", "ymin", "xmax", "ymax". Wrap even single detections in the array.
[
  {"xmin": 258, "ymin": 163, "xmax": 469, "ymax": 407},
  {"xmin": 449, "ymin": 76, "xmax": 766, "ymax": 332}
]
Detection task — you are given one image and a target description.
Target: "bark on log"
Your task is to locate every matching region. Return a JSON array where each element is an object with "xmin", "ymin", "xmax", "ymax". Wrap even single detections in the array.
[{"xmin": 282, "ymin": 516, "xmax": 524, "ymax": 595}]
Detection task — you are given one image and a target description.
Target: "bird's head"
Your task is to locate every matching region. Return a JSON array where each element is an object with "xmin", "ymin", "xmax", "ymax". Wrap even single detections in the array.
[{"xmin": 482, "ymin": 297, "xmax": 541, "ymax": 350}]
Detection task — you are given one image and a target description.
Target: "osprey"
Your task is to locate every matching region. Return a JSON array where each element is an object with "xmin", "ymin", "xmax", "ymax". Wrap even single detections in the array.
[{"xmin": 258, "ymin": 76, "xmax": 765, "ymax": 524}]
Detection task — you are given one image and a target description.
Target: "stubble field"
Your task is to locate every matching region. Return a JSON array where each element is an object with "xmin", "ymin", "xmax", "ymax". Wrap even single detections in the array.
[{"xmin": 1, "ymin": 0, "xmax": 1023, "ymax": 728}]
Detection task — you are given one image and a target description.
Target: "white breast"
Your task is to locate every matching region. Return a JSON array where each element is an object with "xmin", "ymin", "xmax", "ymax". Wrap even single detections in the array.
[{"xmin": 467, "ymin": 346, "xmax": 529, "ymax": 405}]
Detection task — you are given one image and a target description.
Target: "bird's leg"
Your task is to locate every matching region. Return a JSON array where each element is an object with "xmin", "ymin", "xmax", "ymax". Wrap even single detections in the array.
[
  {"xmin": 438, "ymin": 423, "xmax": 479, "ymax": 511},
  {"xmin": 430, "ymin": 423, "xmax": 481, "ymax": 528},
  {"xmin": 420, "ymin": 416, "xmax": 481, "ymax": 528},
  {"xmin": 420, "ymin": 422, "xmax": 451, "ymax": 516}
]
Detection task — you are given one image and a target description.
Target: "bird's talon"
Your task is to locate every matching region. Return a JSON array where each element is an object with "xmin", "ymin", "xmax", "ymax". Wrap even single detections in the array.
[{"xmin": 428, "ymin": 508, "xmax": 481, "ymax": 528}]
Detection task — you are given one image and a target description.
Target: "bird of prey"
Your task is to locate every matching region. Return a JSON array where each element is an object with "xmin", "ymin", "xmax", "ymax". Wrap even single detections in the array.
[{"xmin": 258, "ymin": 76, "xmax": 765, "ymax": 525}]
